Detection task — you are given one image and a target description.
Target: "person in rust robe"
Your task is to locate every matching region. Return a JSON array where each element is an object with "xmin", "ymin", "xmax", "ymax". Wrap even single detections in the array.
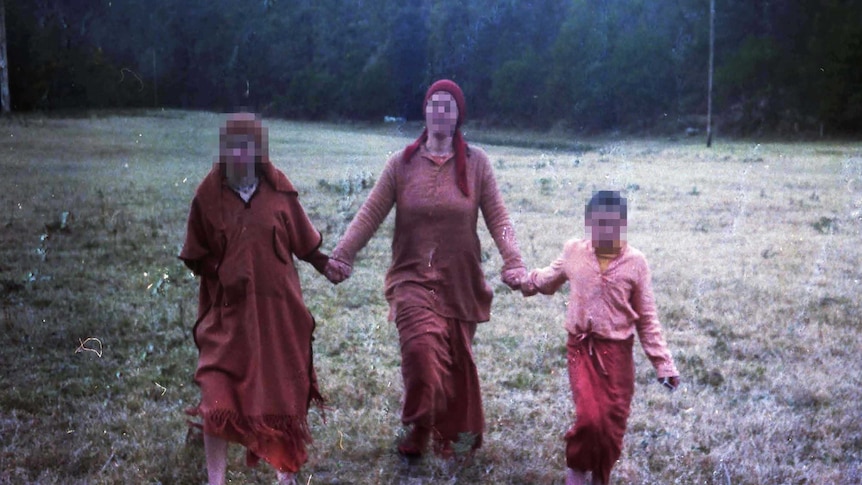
[
  {"xmin": 324, "ymin": 80, "xmax": 526, "ymax": 460},
  {"xmin": 179, "ymin": 113, "xmax": 328, "ymax": 485},
  {"xmin": 520, "ymin": 190, "xmax": 680, "ymax": 485}
]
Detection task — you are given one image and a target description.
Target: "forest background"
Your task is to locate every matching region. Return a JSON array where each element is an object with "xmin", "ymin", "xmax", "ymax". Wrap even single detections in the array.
[{"xmin": 6, "ymin": 0, "xmax": 862, "ymax": 136}]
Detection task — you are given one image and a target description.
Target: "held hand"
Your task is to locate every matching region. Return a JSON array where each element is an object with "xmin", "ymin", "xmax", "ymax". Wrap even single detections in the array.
[
  {"xmin": 658, "ymin": 376, "xmax": 680, "ymax": 392},
  {"xmin": 324, "ymin": 258, "xmax": 352, "ymax": 285},
  {"xmin": 519, "ymin": 278, "xmax": 538, "ymax": 297},
  {"xmin": 501, "ymin": 267, "xmax": 527, "ymax": 291}
]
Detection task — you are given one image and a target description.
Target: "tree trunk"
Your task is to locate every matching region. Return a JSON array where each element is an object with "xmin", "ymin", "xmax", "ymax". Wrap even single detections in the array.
[
  {"xmin": 706, "ymin": 0, "xmax": 715, "ymax": 147},
  {"xmin": 0, "ymin": 0, "xmax": 10, "ymax": 114}
]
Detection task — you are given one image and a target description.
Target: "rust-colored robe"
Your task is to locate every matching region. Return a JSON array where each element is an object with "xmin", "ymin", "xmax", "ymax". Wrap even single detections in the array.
[{"xmin": 179, "ymin": 161, "xmax": 325, "ymax": 473}]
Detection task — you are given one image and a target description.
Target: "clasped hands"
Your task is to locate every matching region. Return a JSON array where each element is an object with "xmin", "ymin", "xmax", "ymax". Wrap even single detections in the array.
[
  {"xmin": 323, "ymin": 258, "xmax": 352, "ymax": 284},
  {"xmin": 501, "ymin": 267, "xmax": 529, "ymax": 292},
  {"xmin": 502, "ymin": 267, "xmax": 543, "ymax": 296}
]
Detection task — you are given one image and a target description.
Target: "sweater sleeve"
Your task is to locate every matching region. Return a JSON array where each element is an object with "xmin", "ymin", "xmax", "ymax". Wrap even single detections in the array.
[
  {"xmin": 477, "ymin": 151, "xmax": 524, "ymax": 271},
  {"xmin": 528, "ymin": 243, "xmax": 569, "ymax": 295},
  {"xmin": 631, "ymin": 258, "xmax": 678, "ymax": 378},
  {"xmin": 331, "ymin": 155, "xmax": 397, "ymax": 266}
]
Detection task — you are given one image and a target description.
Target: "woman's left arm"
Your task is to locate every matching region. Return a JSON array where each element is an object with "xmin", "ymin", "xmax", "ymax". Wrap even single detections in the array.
[{"xmin": 477, "ymin": 151, "xmax": 525, "ymax": 286}]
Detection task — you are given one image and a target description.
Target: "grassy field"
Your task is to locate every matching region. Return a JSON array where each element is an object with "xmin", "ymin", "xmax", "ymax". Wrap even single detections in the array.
[{"xmin": 0, "ymin": 110, "xmax": 860, "ymax": 484}]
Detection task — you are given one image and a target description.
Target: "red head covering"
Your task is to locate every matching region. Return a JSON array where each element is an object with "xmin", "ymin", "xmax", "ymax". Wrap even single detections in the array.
[{"xmin": 402, "ymin": 79, "xmax": 470, "ymax": 196}]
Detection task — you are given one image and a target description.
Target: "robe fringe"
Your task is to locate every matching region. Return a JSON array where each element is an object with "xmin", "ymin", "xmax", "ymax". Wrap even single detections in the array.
[{"xmin": 185, "ymin": 406, "xmax": 316, "ymax": 472}]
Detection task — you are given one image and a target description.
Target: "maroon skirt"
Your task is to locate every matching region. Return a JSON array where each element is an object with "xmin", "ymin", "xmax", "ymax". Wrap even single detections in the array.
[{"xmin": 395, "ymin": 305, "xmax": 484, "ymax": 454}]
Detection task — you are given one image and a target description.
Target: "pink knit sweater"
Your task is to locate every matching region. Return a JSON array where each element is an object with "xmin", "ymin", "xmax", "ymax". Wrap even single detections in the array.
[{"xmin": 528, "ymin": 239, "xmax": 678, "ymax": 377}]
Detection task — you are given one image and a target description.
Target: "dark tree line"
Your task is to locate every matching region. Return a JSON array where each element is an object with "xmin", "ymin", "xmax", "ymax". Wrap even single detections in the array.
[{"xmin": 6, "ymin": 0, "xmax": 862, "ymax": 135}]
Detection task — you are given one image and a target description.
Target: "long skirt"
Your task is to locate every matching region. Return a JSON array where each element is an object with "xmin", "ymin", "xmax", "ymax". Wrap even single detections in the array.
[
  {"xmin": 565, "ymin": 333, "xmax": 635, "ymax": 484},
  {"xmin": 395, "ymin": 305, "xmax": 484, "ymax": 452}
]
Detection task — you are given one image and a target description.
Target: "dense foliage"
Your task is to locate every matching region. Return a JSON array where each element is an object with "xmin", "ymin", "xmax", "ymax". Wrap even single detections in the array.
[{"xmin": 7, "ymin": 0, "xmax": 862, "ymax": 134}]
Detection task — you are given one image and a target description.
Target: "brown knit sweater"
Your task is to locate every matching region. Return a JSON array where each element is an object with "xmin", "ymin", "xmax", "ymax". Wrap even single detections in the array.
[{"xmin": 332, "ymin": 144, "xmax": 524, "ymax": 322}]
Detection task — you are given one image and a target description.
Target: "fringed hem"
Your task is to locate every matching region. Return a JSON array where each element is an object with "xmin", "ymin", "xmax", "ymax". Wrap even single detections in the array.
[
  {"xmin": 308, "ymin": 387, "xmax": 329, "ymax": 424},
  {"xmin": 185, "ymin": 406, "xmax": 312, "ymax": 473}
]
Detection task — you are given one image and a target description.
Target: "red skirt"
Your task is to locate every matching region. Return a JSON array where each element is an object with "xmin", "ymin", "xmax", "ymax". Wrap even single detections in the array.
[{"xmin": 565, "ymin": 333, "xmax": 635, "ymax": 484}]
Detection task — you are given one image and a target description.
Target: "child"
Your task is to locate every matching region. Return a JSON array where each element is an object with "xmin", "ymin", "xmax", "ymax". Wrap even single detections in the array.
[{"xmin": 520, "ymin": 190, "xmax": 679, "ymax": 485}]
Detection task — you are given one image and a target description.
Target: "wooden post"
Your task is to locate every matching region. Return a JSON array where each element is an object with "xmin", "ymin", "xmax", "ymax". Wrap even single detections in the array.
[
  {"xmin": 153, "ymin": 49, "xmax": 158, "ymax": 107},
  {"xmin": 0, "ymin": 0, "xmax": 11, "ymax": 114},
  {"xmin": 706, "ymin": 0, "xmax": 715, "ymax": 147}
]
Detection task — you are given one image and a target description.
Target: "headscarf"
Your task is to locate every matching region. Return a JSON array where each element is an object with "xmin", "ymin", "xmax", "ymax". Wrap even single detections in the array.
[{"xmin": 402, "ymin": 79, "xmax": 470, "ymax": 196}]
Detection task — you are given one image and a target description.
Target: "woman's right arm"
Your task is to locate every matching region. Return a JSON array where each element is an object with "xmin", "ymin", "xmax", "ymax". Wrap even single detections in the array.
[{"xmin": 330, "ymin": 155, "xmax": 398, "ymax": 267}]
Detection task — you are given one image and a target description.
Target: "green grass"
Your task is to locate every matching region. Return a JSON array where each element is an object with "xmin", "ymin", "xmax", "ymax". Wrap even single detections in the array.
[{"xmin": 1, "ymin": 110, "xmax": 860, "ymax": 484}]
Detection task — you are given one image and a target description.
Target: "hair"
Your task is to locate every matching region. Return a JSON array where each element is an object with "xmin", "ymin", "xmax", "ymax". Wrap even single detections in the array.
[{"xmin": 586, "ymin": 190, "xmax": 627, "ymax": 219}]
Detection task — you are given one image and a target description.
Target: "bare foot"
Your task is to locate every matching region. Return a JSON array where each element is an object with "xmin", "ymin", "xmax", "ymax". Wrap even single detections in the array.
[
  {"xmin": 566, "ymin": 467, "xmax": 588, "ymax": 485},
  {"xmin": 276, "ymin": 471, "xmax": 297, "ymax": 485}
]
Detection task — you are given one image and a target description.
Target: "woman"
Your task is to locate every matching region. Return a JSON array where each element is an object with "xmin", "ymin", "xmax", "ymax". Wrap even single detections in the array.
[
  {"xmin": 179, "ymin": 113, "xmax": 328, "ymax": 485},
  {"xmin": 325, "ymin": 80, "xmax": 526, "ymax": 459}
]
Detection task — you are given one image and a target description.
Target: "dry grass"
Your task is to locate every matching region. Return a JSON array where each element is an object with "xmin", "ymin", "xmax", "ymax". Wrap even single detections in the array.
[{"xmin": 1, "ymin": 111, "xmax": 860, "ymax": 484}]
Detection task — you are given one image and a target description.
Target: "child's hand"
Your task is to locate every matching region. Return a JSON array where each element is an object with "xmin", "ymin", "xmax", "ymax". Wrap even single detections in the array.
[
  {"xmin": 520, "ymin": 278, "xmax": 538, "ymax": 297},
  {"xmin": 658, "ymin": 376, "xmax": 680, "ymax": 392},
  {"xmin": 501, "ymin": 267, "xmax": 526, "ymax": 291}
]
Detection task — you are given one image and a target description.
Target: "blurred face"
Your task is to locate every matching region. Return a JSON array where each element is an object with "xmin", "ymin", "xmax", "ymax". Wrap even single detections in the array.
[
  {"xmin": 586, "ymin": 208, "xmax": 627, "ymax": 251},
  {"xmin": 223, "ymin": 134, "xmax": 257, "ymax": 187},
  {"xmin": 425, "ymin": 91, "xmax": 459, "ymax": 139}
]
